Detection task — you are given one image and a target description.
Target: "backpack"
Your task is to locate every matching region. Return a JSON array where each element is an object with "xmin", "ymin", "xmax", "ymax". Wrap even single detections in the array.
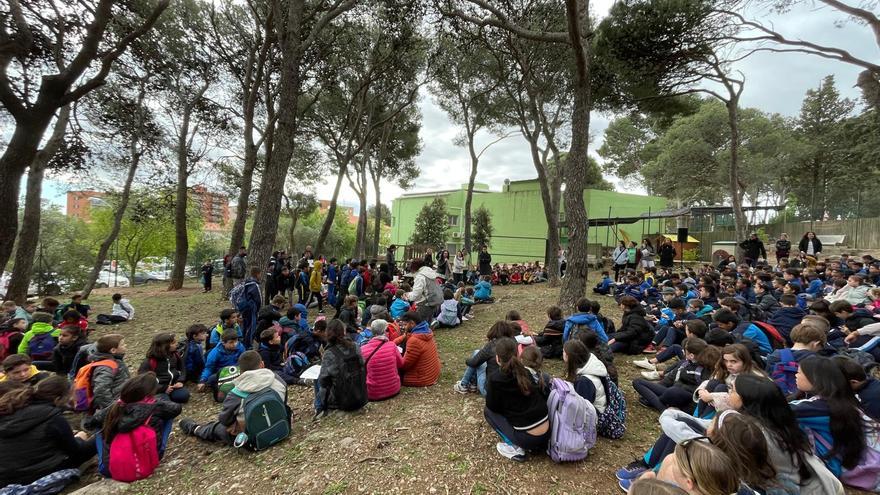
[
  {"xmin": 327, "ymin": 346, "xmax": 367, "ymax": 411},
  {"xmin": 423, "ymin": 275, "xmax": 444, "ymax": 307},
  {"xmin": 282, "ymin": 351, "xmax": 310, "ymax": 378},
  {"xmin": 229, "ymin": 281, "xmax": 248, "ymax": 308},
  {"xmin": 753, "ymin": 321, "xmax": 786, "ymax": 350},
  {"xmin": 27, "ymin": 332, "xmax": 56, "ymax": 360},
  {"xmin": 0, "ymin": 331, "xmax": 22, "ymax": 362},
  {"xmin": 230, "ymin": 257, "xmax": 245, "ymax": 279},
  {"xmin": 838, "ymin": 348, "xmax": 877, "ymax": 370},
  {"xmin": 811, "ymin": 421, "xmax": 880, "ymax": 491},
  {"xmin": 770, "ymin": 348, "xmax": 799, "ymax": 395},
  {"xmin": 217, "ymin": 365, "xmax": 240, "ymax": 401},
  {"xmin": 596, "ymin": 376, "xmax": 627, "ymax": 439},
  {"xmin": 106, "ymin": 414, "xmax": 159, "ymax": 482},
  {"xmin": 546, "ymin": 378, "xmax": 597, "ymax": 462},
  {"xmin": 72, "ymin": 359, "xmax": 119, "ymax": 412},
  {"xmin": 229, "ymin": 387, "xmax": 291, "ymax": 451},
  {"xmin": 348, "ymin": 275, "xmax": 361, "ymax": 295}
]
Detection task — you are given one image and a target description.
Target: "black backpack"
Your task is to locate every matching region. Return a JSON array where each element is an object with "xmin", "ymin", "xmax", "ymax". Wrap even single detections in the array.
[{"xmin": 328, "ymin": 346, "xmax": 367, "ymax": 411}]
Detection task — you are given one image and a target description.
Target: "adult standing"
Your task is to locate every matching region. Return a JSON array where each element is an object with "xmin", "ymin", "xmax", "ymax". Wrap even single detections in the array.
[
  {"xmin": 436, "ymin": 250, "xmax": 451, "ymax": 281},
  {"xmin": 237, "ymin": 267, "xmax": 263, "ymax": 349},
  {"xmin": 612, "ymin": 241, "xmax": 628, "ymax": 281},
  {"xmin": 478, "ymin": 245, "xmax": 492, "ymax": 276},
  {"xmin": 798, "ymin": 232, "xmax": 822, "ymax": 266},
  {"xmin": 406, "ymin": 259, "xmax": 441, "ymax": 322},
  {"xmin": 657, "ymin": 239, "xmax": 676, "ymax": 269},
  {"xmin": 385, "ymin": 245, "xmax": 397, "ymax": 277},
  {"xmin": 423, "ymin": 248, "xmax": 435, "ymax": 268},
  {"xmin": 626, "ymin": 241, "xmax": 639, "ymax": 271},
  {"xmin": 299, "ymin": 245, "xmax": 314, "ymax": 269},
  {"xmin": 775, "ymin": 233, "xmax": 791, "ymax": 263},
  {"xmin": 558, "ymin": 249, "xmax": 567, "ymax": 277},
  {"xmin": 200, "ymin": 260, "xmax": 213, "ymax": 293},
  {"xmin": 230, "ymin": 246, "xmax": 247, "ymax": 286},
  {"xmin": 640, "ymin": 238, "xmax": 656, "ymax": 269},
  {"xmin": 739, "ymin": 232, "xmax": 766, "ymax": 267},
  {"xmin": 452, "ymin": 250, "xmax": 466, "ymax": 284},
  {"xmin": 222, "ymin": 253, "xmax": 232, "ymax": 295},
  {"xmin": 264, "ymin": 252, "xmax": 279, "ymax": 305}
]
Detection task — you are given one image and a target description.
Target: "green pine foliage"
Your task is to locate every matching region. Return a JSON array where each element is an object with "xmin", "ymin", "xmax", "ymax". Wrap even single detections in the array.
[
  {"xmin": 472, "ymin": 206, "xmax": 493, "ymax": 250},
  {"xmin": 410, "ymin": 198, "xmax": 449, "ymax": 249}
]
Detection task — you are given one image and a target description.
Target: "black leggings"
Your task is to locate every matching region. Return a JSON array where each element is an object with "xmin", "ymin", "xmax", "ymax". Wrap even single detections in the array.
[
  {"xmin": 483, "ymin": 407, "xmax": 549, "ymax": 452},
  {"xmin": 632, "ymin": 379, "xmax": 694, "ymax": 412}
]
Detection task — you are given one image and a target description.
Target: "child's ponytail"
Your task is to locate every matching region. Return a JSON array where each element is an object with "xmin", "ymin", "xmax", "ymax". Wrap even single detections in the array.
[
  {"xmin": 103, "ymin": 372, "xmax": 158, "ymax": 440},
  {"xmin": 495, "ymin": 338, "xmax": 532, "ymax": 395}
]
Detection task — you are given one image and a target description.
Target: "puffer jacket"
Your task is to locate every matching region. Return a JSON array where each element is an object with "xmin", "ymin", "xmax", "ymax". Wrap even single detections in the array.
[
  {"xmin": 610, "ymin": 307, "xmax": 654, "ymax": 354},
  {"xmin": 360, "ymin": 336, "xmax": 403, "ymax": 400},
  {"xmin": 90, "ymin": 353, "xmax": 131, "ymax": 412},
  {"xmin": 0, "ymin": 402, "xmax": 72, "ymax": 486},
  {"xmin": 573, "ymin": 353, "xmax": 609, "ymax": 413},
  {"xmin": 394, "ymin": 322, "xmax": 441, "ymax": 387}
]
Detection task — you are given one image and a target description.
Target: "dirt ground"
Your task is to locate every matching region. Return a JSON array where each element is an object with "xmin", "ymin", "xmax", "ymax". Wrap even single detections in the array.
[{"xmin": 66, "ymin": 279, "xmax": 868, "ymax": 495}]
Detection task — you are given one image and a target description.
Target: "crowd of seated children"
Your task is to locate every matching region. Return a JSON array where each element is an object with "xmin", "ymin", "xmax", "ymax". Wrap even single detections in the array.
[
  {"xmin": 454, "ymin": 321, "xmax": 516, "ymax": 396},
  {"xmin": 487, "ymin": 262, "xmax": 547, "ymax": 287},
  {"xmin": 198, "ymin": 329, "xmax": 246, "ymax": 401}
]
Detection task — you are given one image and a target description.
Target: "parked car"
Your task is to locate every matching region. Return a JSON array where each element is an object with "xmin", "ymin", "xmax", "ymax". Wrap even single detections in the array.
[
  {"xmin": 94, "ymin": 269, "xmax": 130, "ymax": 288},
  {"xmin": 132, "ymin": 272, "xmax": 162, "ymax": 285}
]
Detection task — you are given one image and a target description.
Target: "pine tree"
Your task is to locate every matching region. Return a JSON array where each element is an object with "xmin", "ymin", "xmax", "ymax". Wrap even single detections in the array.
[
  {"xmin": 472, "ymin": 206, "xmax": 493, "ymax": 251},
  {"xmin": 410, "ymin": 197, "xmax": 449, "ymax": 249}
]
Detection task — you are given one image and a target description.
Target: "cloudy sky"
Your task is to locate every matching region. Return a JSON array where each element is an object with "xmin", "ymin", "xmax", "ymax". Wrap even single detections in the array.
[{"xmin": 42, "ymin": 1, "xmax": 873, "ymax": 213}]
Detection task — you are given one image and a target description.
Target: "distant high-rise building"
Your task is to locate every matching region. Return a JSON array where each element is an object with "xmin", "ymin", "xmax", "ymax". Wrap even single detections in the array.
[
  {"xmin": 66, "ymin": 190, "xmax": 108, "ymax": 222},
  {"xmin": 319, "ymin": 199, "xmax": 359, "ymax": 225}
]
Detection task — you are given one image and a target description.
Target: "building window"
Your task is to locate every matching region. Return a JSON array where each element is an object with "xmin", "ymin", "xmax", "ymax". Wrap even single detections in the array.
[{"xmin": 447, "ymin": 215, "xmax": 458, "ymax": 227}]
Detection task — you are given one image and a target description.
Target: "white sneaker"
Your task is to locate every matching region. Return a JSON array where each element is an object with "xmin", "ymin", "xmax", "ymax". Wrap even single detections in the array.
[
  {"xmin": 641, "ymin": 371, "xmax": 661, "ymax": 381},
  {"xmin": 633, "ymin": 359, "xmax": 656, "ymax": 371},
  {"xmin": 466, "ymin": 313, "xmax": 475, "ymax": 319},
  {"xmin": 496, "ymin": 442, "xmax": 526, "ymax": 462},
  {"xmin": 453, "ymin": 382, "xmax": 469, "ymax": 394},
  {"xmin": 461, "ymin": 315, "xmax": 471, "ymax": 321}
]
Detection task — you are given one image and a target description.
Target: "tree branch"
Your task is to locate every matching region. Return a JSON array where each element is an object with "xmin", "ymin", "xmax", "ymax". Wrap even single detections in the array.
[{"xmin": 449, "ymin": 0, "xmax": 569, "ymax": 43}]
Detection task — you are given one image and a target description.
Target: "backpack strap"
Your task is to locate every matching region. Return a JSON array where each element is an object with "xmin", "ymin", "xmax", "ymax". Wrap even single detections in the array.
[
  {"xmin": 364, "ymin": 340, "xmax": 387, "ymax": 367},
  {"xmin": 229, "ymin": 388, "xmax": 249, "ymax": 399},
  {"xmin": 779, "ymin": 348, "xmax": 795, "ymax": 364}
]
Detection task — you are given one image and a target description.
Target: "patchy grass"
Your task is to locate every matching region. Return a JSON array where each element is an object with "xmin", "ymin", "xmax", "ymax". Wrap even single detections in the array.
[{"xmin": 68, "ymin": 280, "xmax": 866, "ymax": 494}]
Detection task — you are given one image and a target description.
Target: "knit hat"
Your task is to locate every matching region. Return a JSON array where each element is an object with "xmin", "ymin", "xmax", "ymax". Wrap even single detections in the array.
[
  {"xmin": 370, "ymin": 305, "xmax": 390, "ymax": 321},
  {"xmin": 370, "ymin": 319, "xmax": 388, "ymax": 336},
  {"xmin": 31, "ymin": 312, "xmax": 52, "ymax": 324},
  {"xmin": 661, "ymin": 287, "xmax": 676, "ymax": 295}
]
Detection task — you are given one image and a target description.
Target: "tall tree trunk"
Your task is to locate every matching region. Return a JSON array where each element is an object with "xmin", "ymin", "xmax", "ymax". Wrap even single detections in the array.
[
  {"xmin": 463, "ymin": 133, "xmax": 478, "ymax": 259},
  {"xmin": 6, "ymin": 107, "xmax": 70, "ymax": 304},
  {"xmin": 228, "ymin": 138, "xmax": 257, "ymax": 257},
  {"xmin": 525, "ymin": 137, "xmax": 561, "ymax": 288},
  {"xmin": 168, "ymin": 105, "xmax": 194, "ymax": 291},
  {"xmin": 727, "ymin": 99, "xmax": 748, "ymax": 258},
  {"xmin": 372, "ymin": 176, "xmax": 382, "ymax": 258},
  {"xmin": 315, "ymin": 164, "xmax": 346, "ymax": 255},
  {"xmin": 558, "ymin": 0, "xmax": 592, "ymax": 312},
  {"xmin": 0, "ymin": 121, "xmax": 50, "ymax": 276}
]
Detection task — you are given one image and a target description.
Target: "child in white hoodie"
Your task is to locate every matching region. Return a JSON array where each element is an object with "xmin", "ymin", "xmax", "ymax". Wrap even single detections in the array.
[
  {"xmin": 562, "ymin": 339, "xmax": 608, "ymax": 414},
  {"xmin": 179, "ymin": 350, "xmax": 289, "ymax": 445}
]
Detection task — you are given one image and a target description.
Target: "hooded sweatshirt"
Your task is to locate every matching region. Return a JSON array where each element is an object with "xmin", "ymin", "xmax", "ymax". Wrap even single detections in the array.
[
  {"xmin": 0, "ymin": 401, "xmax": 92, "ymax": 486},
  {"xmin": 220, "ymin": 368, "xmax": 288, "ymax": 426},
  {"xmin": 563, "ymin": 313, "xmax": 608, "ymax": 343},
  {"xmin": 406, "ymin": 266, "xmax": 441, "ymax": 306},
  {"xmin": 768, "ymin": 306, "xmax": 806, "ymax": 345},
  {"xmin": 309, "ymin": 260, "xmax": 324, "ymax": 293},
  {"xmin": 17, "ymin": 321, "xmax": 60, "ymax": 355},
  {"xmin": 573, "ymin": 353, "xmax": 609, "ymax": 413},
  {"xmin": 391, "ymin": 298, "xmax": 411, "ymax": 319},
  {"xmin": 437, "ymin": 299, "xmax": 460, "ymax": 326}
]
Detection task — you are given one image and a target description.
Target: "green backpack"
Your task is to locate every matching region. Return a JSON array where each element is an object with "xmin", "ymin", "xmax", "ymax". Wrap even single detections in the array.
[{"xmin": 229, "ymin": 387, "xmax": 291, "ymax": 451}]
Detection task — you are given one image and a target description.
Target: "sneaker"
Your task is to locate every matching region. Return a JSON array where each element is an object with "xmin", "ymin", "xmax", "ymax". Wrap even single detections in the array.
[
  {"xmin": 468, "ymin": 384, "xmax": 478, "ymax": 393},
  {"xmin": 496, "ymin": 442, "xmax": 526, "ymax": 462},
  {"xmin": 430, "ymin": 320, "xmax": 440, "ymax": 329},
  {"xmin": 641, "ymin": 371, "xmax": 661, "ymax": 380},
  {"xmin": 179, "ymin": 418, "xmax": 197, "ymax": 435},
  {"xmin": 618, "ymin": 479, "xmax": 633, "ymax": 492},
  {"xmin": 453, "ymin": 382, "xmax": 470, "ymax": 394},
  {"xmin": 461, "ymin": 315, "xmax": 471, "ymax": 321},
  {"xmin": 632, "ymin": 359, "xmax": 656, "ymax": 371},
  {"xmin": 466, "ymin": 313, "xmax": 475, "ymax": 319},
  {"xmin": 642, "ymin": 344, "xmax": 657, "ymax": 354},
  {"xmin": 616, "ymin": 460, "xmax": 648, "ymax": 480}
]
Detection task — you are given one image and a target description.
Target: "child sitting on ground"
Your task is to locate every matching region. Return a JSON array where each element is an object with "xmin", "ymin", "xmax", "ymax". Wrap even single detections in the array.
[
  {"xmin": 593, "ymin": 271, "xmax": 614, "ymax": 295},
  {"xmin": 390, "ymin": 289, "xmax": 411, "ymax": 320},
  {"xmin": 0, "ymin": 354, "xmax": 50, "ymax": 385},
  {"xmin": 96, "ymin": 293, "xmax": 135, "ymax": 325},
  {"xmin": 52, "ymin": 325, "xmax": 88, "ymax": 377},
  {"xmin": 453, "ymin": 321, "xmax": 516, "ymax": 396},
  {"xmin": 258, "ymin": 328, "xmax": 284, "ymax": 373},
  {"xmin": 207, "ymin": 309, "xmax": 242, "ymax": 353},
  {"xmin": 535, "ymin": 306, "xmax": 565, "ymax": 359},
  {"xmin": 199, "ymin": 329, "xmax": 246, "ymax": 401},
  {"xmin": 183, "ymin": 324, "xmax": 208, "ymax": 383},
  {"xmin": 631, "ymin": 337, "xmax": 717, "ymax": 412},
  {"xmin": 139, "ymin": 333, "xmax": 188, "ymax": 404},
  {"xmin": 17, "ymin": 312, "xmax": 58, "ymax": 366},
  {"xmin": 58, "ymin": 310, "xmax": 88, "ymax": 334},
  {"xmin": 88, "ymin": 372, "xmax": 182, "ymax": 482},
  {"xmin": 180, "ymin": 350, "xmax": 290, "ymax": 446},
  {"xmin": 458, "ymin": 288, "xmax": 475, "ymax": 321},
  {"xmin": 0, "ymin": 318, "xmax": 25, "ymax": 362},
  {"xmin": 89, "ymin": 334, "xmax": 131, "ymax": 413},
  {"xmin": 506, "ymin": 310, "xmax": 530, "ymax": 335},
  {"xmin": 435, "ymin": 289, "xmax": 460, "ymax": 328},
  {"xmin": 338, "ymin": 295, "xmax": 361, "ymax": 336},
  {"xmin": 474, "ymin": 276, "xmax": 494, "ymax": 303}
]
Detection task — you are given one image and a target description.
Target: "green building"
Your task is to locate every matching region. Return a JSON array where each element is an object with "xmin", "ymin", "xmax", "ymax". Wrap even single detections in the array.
[{"xmin": 390, "ymin": 178, "xmax": 667, "ymax": 263}]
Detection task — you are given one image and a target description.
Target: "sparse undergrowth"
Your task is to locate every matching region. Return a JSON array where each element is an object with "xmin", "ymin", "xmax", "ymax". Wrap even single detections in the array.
[{"xmin": 67, "ymin": 280, "xmax": 868, "ymax": 494}]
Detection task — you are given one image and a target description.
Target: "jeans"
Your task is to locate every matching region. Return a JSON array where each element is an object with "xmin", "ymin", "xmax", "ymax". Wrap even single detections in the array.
[
  {"xmin": 632, "ymin": 379, "xmax": 693, "ymax": 412},
  {"xmin": 655, "ymin": 344, "xmax": 684, "ymax": 364},
  {"xmin": 457, "ymin": 303, "xmax": 473, "ymax": 319},
  {"xmin": 483, "ymin": 407, "xmax": 549, "ymax": 452},
  {"xmin": 313, "ymin": 380, "xmax": 323, "ymax": 412},
  {"xmin": 459, "ymin": 350, "xmax": 488, "ymax": 396},
  {"xmin": 158, "ymin": 387, "xmax": 191, "ymax": 404}
]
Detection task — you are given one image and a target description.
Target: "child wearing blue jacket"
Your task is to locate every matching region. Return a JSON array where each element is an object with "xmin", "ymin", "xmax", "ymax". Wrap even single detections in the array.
[
  {"xmin": 390, "ymin": 290, "xmax": 411, "ymax": 319},
  {"xmin": 198, "ymin": 329, "xmax": 246, "ymax": 401},
  {"xmin": 183, "ymin": 324, "xmax": 208, "ymax": 383},
  {"xmin": 713, "ymin": 309, "xmax": 771, "ymax": 355},
  {"xmin": 562, "ymin": 298, "xmax": 608, "ymax": 343},
  {"xmin": 592, "ymin": 272, "xmax": 613, "ymax": 295},
  {"xmin": 474, "ymin": 276, "xmax": 493, "ymax": 301},
  {"xmin": 207, "ymin": 309, "xmax": 242, "ymax": 353}
]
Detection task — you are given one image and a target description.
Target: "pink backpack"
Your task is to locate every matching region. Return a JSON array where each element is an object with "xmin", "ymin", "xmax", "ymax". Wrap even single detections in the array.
[{"xmin": 108, "ymin": 413, "xmax": 159, "ymax": 482}]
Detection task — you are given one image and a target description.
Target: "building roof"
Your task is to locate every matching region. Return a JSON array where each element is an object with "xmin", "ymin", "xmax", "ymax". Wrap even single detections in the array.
[{"xmin": 587, "ymin": 205, "xmax": 785, "ymax": 227}]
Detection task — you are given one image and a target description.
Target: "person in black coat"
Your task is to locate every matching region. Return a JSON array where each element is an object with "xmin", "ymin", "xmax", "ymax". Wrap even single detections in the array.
[
  {"xmin": 609, "ymin": 296, "xmax": 654, "ymax": 354},
  {"xmin": 798, "ymin": 231, "xmax": 823, "ymax": 260},
  {"xmin": 774, "ymin": 233, "xmax": 791, "ymax": 262},
  {"xmin": 0, "ymin": 376, "xmax": 97, "ymax": 487},
  {"xmin": 478, "ymin": 246, "xmax": 492, "ymax": 276},
  {"xmin": 657, "ymin": 239, "xmax": 677, "ymax": 268},
  {"xmin": 200, "ymin": 260, "xmax": 214, "ymax": 293},
  {"xmin": 739, "ymin": 233, "xmax": 766, "ymax": 267}
]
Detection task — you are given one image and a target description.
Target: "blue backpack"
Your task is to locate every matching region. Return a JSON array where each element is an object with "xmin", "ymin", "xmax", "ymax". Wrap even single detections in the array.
[
  {"xmin": 597, "ymin": 376, "xmax": 627, "ymax": 439},
  {"xmin": 282, "ymin": 351, "xmax": 310, "ymax": 378},
  {"xmin": 770, "ymin": 348, "xmax": 799, "ymax": 395},
  {"xmin": 28, "ymin": 333, "xmax": 56, "ymax": 360}
]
